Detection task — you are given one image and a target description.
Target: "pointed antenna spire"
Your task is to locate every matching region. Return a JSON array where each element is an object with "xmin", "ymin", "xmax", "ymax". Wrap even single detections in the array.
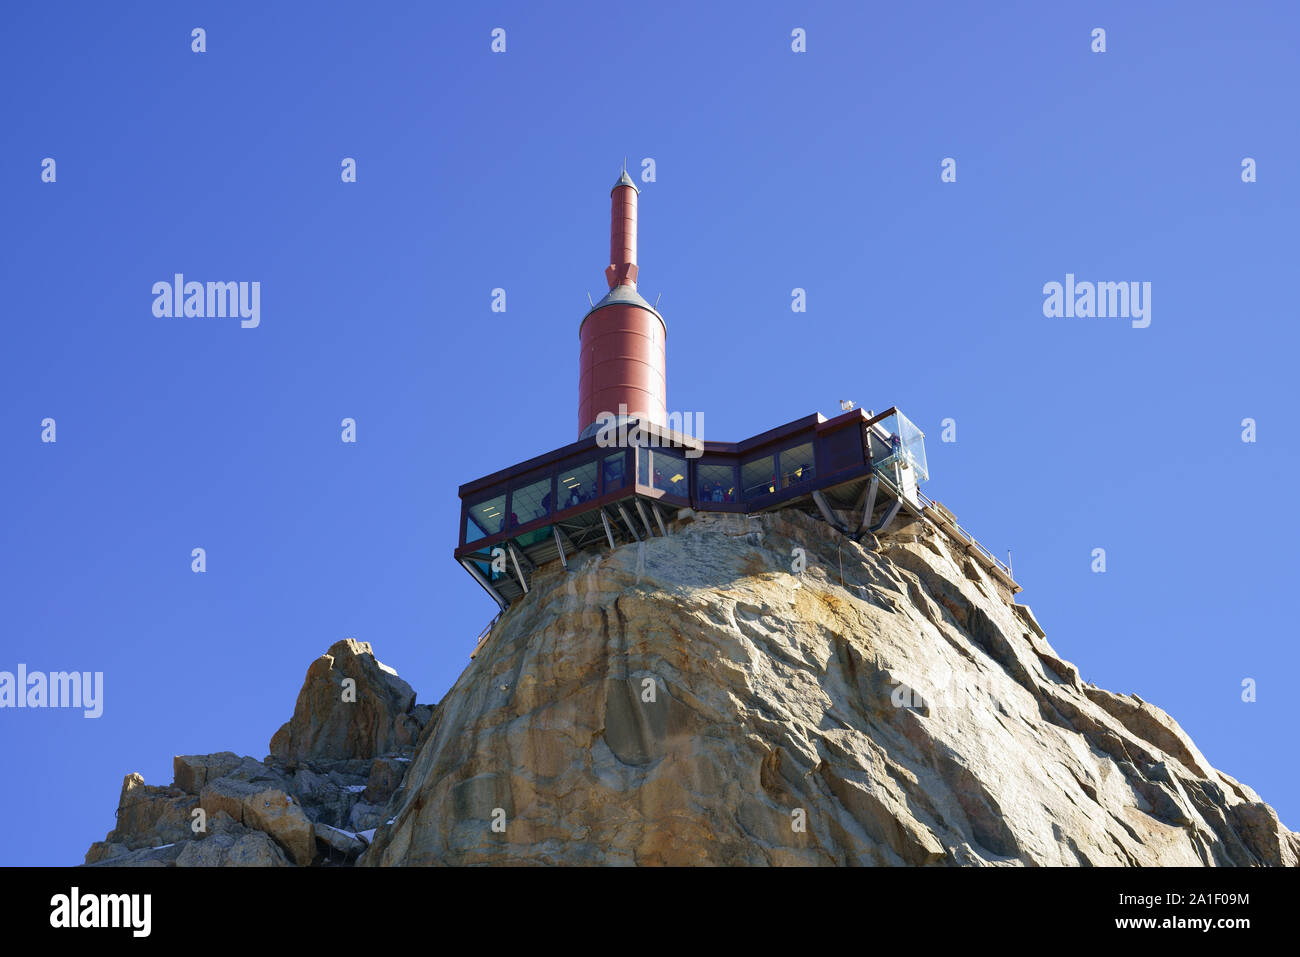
[{"xmin": 612, "ymin": 165, "xmax": 638, "ymax": 194}]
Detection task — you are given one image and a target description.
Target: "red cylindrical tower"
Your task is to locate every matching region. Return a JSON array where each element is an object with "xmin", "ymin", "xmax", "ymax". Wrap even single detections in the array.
[{"xmin": 578, "ymin": 169, "xmax": 667, "ymax": 437}]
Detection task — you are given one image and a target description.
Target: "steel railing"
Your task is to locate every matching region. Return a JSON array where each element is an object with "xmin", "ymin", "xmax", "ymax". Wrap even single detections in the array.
[
  {"xmin": 470, "ymin": 613, "xmax": 502, "ymax": 658},
  {"xmin": 915, "ymin": 490, "xmax": 1014, "ymax": 580}
]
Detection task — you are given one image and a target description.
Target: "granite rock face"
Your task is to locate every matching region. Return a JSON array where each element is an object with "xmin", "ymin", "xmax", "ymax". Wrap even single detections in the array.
[
  {"xmin": 83, "ymin": 642, "xmax": 432, "ymax": 866},
  {"xmin": 270, "ymin": 638, "xmax": 423, "ymax": 764},
  {"xmin": 88, "ymin": 773, "xmax": 197, "ymax": 854},
  {"xmin": 361, "ymin": 509, "xmax": 1298, "ymax": 867}
]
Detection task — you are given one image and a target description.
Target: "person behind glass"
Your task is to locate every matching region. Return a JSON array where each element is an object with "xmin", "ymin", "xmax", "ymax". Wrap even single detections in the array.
[
  {"xmin": 567, "ymin": 486, "xmax": 581, "ymax": 508},
  {"xmin": 605, "ymin": 459, "xmax": 624, "ymax": 492}
]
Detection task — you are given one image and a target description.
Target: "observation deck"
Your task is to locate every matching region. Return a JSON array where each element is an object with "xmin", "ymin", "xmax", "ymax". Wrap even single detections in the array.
[{"xmin": 455, "ymin": 406, "xmax": 1019, "ymax": 609}]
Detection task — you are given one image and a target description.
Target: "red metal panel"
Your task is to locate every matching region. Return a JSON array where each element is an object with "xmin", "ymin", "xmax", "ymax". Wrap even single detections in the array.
[
  {"xmin": 609, "ymin": 186, "xmax": 638, "ymax": 282},
  {"xmin": 578, "ymin": 302, "xmax": 666, "ymax": 433}
]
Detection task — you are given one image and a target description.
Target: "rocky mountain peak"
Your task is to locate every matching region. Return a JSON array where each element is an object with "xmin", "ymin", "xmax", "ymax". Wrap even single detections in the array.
[
  {"xmin": 85, "ymin": 509, "xmax": 1297, "ymax": 867},
  {"xmin": 364, "ymin": 508, "xmax": 1297, "ymax": 867}
]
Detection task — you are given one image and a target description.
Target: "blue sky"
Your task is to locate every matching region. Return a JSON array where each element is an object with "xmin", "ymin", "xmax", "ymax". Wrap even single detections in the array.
[{"xmin": 1, "ymin": 1, "xmax": 1296, "ymax": 865}]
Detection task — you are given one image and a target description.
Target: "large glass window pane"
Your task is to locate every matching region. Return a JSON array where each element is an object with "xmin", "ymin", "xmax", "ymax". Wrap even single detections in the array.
[
  {"xmin": 896, "ymin": 411, "xmax": 929, "ymax": 483},
  {"xmin": 652, "ymin": 449, "xmax": 688, "ymax": 497},
  {"xmin": 780, "ymin": 442, "xmax": 815, "ymax": 488},
  {"xmin": 557, "ymin": 460, "xmax": 599, "ymax": 511},
  {"xmin": 508, "ymin": 477, "xmax": 551, "ymax": 529},
  {"xmin": 741, "ymin": 454, "xmax": 776, "ymax": 499},
  {"xmin": 869, "ymin": 411, "xmax": 929, "ymax": 484},
  {"xmin": 465, "ymin": 493, "xmax": 506, "ymax": 543},
  {"xmin": 603, "ymin": 452, "xmax": 626, "ymax": 495},
  {"xmin": 697, "ymin": 463, "xmax": 737, "ymax": 503},
  {"xmin": 469, "ymin": 556, "xmax": 508, "ymax": 585}
]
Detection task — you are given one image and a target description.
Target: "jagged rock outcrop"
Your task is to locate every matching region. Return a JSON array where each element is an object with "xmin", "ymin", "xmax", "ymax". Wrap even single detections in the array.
[
  {"xmin": 87, "ymin": 773, "xmax": 197, "ymax": 856},
  {"xmin": 270, "ymin": 638, "xmax": 429, "ymax": 763},
  {"xmin": 198, "ymin": 779, "xmax": 314, "ymax": 865},
  {"xmin": 360, "ymin": 509, "xmax": 1298, "ymax": 867},
  {"xmin": 84, "ymin": 642, "xmax": 432, "ymax": 866}
]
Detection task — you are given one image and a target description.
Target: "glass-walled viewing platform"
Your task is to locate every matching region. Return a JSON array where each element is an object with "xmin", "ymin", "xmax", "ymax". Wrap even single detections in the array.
[
  {"xmin": 456, "ymin": 406, "xmax": 970, "ymax": 609},
  {"xmin": 866, "ymin": 409, "xmax": 928, "ymax": 507}
]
